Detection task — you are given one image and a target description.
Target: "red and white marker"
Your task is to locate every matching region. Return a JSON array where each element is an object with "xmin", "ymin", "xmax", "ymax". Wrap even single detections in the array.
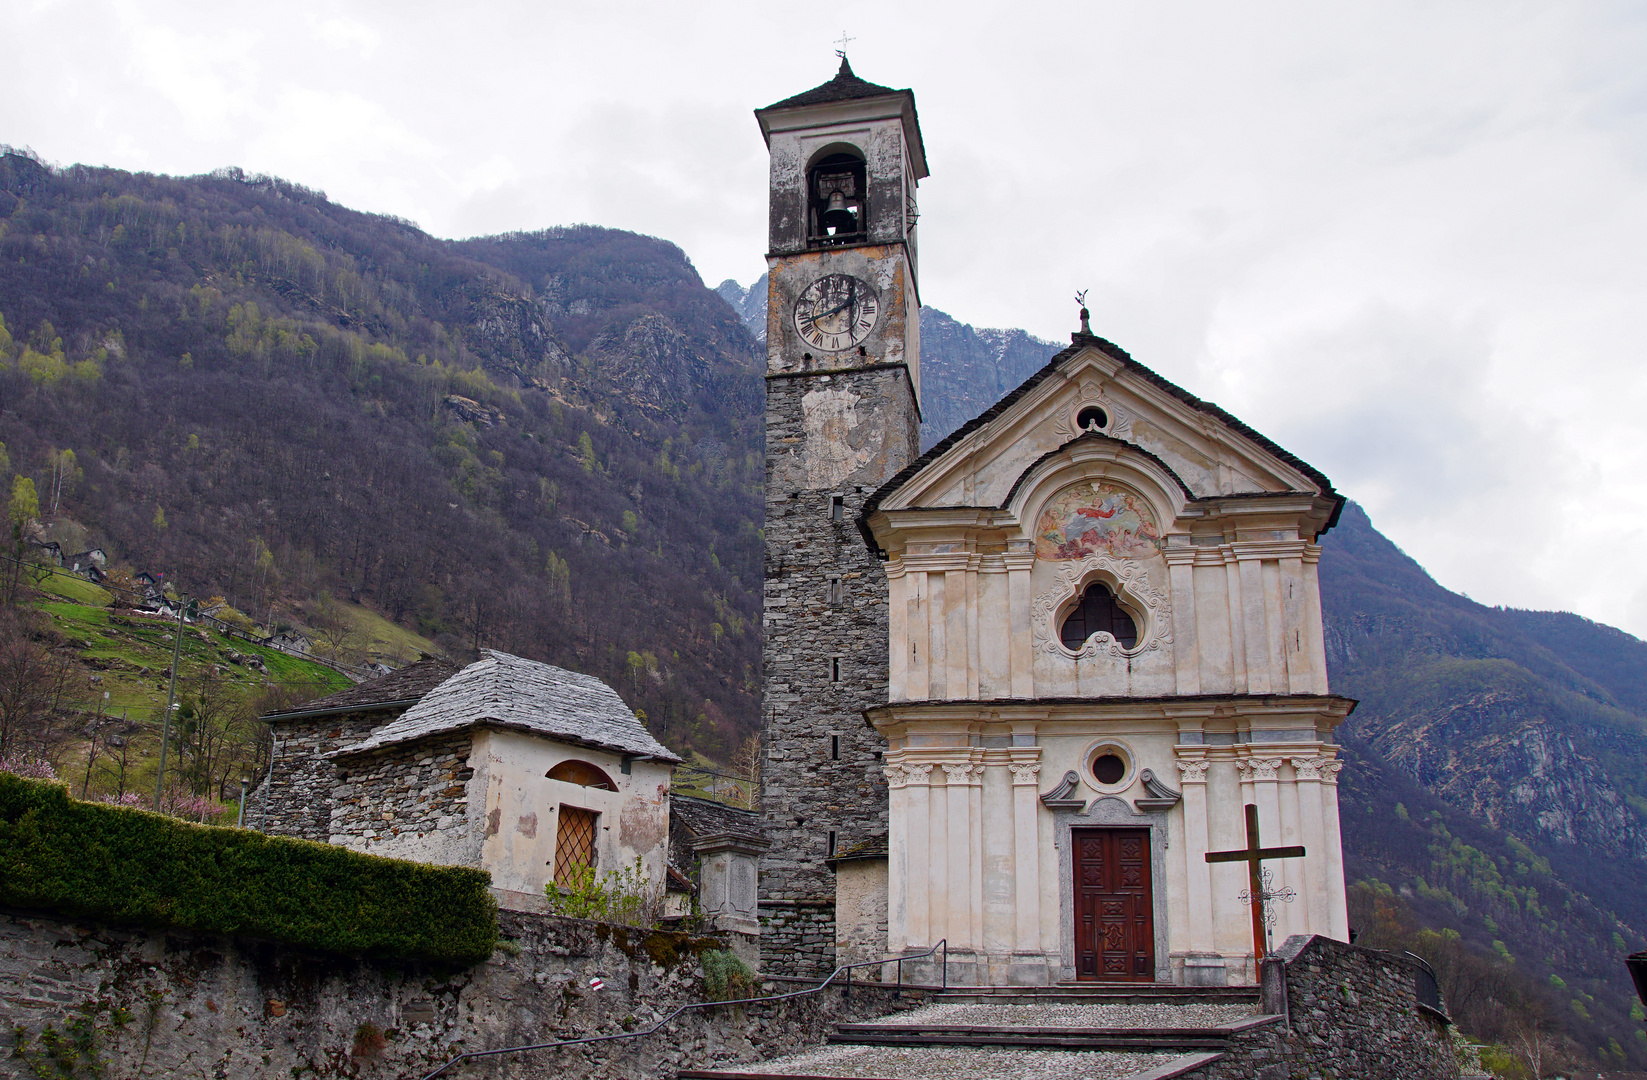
[{"xmin": 588, "ymin": 977, "xmax": 605, "ymax": 991}]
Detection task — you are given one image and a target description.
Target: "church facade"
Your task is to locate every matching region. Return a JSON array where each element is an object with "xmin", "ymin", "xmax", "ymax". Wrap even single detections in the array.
[{"xmin": 757, "ymin": 62, "xmax": 1354, "ymax": 987}]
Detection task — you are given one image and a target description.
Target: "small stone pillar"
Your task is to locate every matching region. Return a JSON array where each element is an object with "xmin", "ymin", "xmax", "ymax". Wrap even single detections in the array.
[{"xmin": 693, "ymin": 830, "xmax": 768, "ymax": 946}]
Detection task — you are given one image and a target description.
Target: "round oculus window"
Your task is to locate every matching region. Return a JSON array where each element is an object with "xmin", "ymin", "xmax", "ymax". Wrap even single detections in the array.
[
  {"xmin": 1092, "ymin": 753, "xmax": 1127, "ymax": 786},
  {"xmin": 1076, "ymin": 406, "xmax": 1108, "ymax": 431}
]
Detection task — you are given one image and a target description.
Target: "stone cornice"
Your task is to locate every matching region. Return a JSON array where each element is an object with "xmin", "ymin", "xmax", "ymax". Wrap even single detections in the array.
[{"xmin": 867, "ymin": 693, "xmax": 1356, "ymax": 733}]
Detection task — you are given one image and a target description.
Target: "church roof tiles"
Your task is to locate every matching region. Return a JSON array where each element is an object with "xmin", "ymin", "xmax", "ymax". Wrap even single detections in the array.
[{"xmin": 330, "ymin": 650, "xmax": 680, "ymax": 762}]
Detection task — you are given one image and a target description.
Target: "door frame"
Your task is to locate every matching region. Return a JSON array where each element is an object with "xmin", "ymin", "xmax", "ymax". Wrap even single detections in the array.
[{"xmin": 1053, "ymin": 797, "xmax": 1171, "ymax": 983}]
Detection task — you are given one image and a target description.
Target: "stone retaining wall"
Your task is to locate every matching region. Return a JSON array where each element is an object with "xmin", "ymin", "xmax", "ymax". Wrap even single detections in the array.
[
  {"xmin": 0, "ymin": 907, "xmax": 924, "ymax": 1080},
  {"xmin": 1199, "ymin": 934, "xmax": 1458, "ymax": 1080}
]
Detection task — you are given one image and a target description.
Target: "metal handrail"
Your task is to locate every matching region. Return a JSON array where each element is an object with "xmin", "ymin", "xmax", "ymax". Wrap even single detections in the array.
[
  {"xmin": 1403, "ymin": 951, "xmax": 1444, "ymax": 1015},
  {"xmin": 417, "ymin": 938, "xmax": 948, "ymax": 1080}
]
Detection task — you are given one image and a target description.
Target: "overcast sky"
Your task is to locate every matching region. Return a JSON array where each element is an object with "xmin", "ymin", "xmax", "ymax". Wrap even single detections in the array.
[{"xmin": 5, "ymin": 0, "xmax": 1647, "ymax": 638}]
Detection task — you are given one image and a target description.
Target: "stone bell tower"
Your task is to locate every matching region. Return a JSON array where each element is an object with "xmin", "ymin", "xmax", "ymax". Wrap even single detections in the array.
[{"xmin": 754, "ymin": 56, "xmax": 928, "ymax": 975}]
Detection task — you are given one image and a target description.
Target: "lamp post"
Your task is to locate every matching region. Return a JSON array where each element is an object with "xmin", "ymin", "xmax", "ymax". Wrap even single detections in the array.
[{"xmin": 237, "ymin": 775, "xmax": 251, "ymax": 828}]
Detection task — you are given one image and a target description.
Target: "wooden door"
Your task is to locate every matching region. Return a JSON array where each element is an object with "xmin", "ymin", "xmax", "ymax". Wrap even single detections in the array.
[{"xmin": 1073, "ymin": 828, "xmax": 1154, "ymax": 982}]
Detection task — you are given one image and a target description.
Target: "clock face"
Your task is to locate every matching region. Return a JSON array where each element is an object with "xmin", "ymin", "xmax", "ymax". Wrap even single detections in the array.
[{"xmin": 793, "ymin": 274, "xmax": 880, "ymax": 352}]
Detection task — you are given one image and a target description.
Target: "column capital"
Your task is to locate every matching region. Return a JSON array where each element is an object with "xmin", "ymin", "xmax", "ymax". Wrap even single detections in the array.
[
  {"xmin": 1008, "ymin": 762, "xmax": 1041, "ymax": 786},
  {"xmin": 1174, "ymin": 758, "xmax": 1210, "ymax": 784},
  {"xmin": 1235, "ymin": 757, "xmax": 1284, "ymax": 782},
  {"xmin": 1289, "ymin": 755, "xmax": 1326, "ymax": 781}
]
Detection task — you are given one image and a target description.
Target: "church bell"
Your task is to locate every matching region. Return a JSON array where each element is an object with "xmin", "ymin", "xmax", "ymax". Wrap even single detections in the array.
[{"xmin": 822, "ymin": 190, "xmax": 857, "ymax": 235}]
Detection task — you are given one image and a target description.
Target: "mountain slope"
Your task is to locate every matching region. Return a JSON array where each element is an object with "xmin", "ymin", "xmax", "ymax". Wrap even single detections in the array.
[{"xmin": 0, "ymin": 151, "xmax": 761, "ymax": 757}]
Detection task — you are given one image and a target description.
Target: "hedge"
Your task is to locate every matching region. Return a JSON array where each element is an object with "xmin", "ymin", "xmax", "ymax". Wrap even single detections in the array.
[{"xmin": 0, "ymin": 773, "xmax": 496, "ymax": 963}]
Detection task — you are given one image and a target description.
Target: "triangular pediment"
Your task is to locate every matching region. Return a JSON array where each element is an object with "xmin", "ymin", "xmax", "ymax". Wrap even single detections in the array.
[{"xmin": 867, "ymin": 334, "xmax": 1340, "ymax": 529}]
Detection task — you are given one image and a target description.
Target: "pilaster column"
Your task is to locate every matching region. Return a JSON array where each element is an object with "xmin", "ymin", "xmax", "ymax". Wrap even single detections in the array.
[
  {"xmin": 1247, "ymin": 757, "xmax": 1284, "ymax": 952},
  {"xmin": 1222, "ymin": 557, "xmax": 1247, "ymax": 689},
  {"xmin": 1276, "ymin": 759, "xmax": 1304, "ymax": 942},
  {"xmin": 1164, "ymin": 547, "xmax": 1201, "ymax": 694},
  {"xmin": 928, "ymin": 574, "xmax": 948, "ymax": 699},
  {"xmin": 886, "ymin": 560, "xmax": 909, "ymax": 701},
  {"xmin": 1301, "ymin": 546, "xmax": 1328, "ymax": 695},
  {"xmin": 903, "ymin": 762, "xmax": 933, "ymax": 947},
  {"xmin": 883, "ymin": 763, "xmax": 910, "ymax": 951},
  {"xmin": 1280, "ymin": 554, "xmax": 1308, "ymax": 693},
  {"xmin": 906, "ymin": 572, "xmax": 930, "ymax": 701},
  {"xmin": 944, "ymin": 570, "xmax": 969, "ymax": 700},
  {"xmin": 1009, "ymin": 759, "xmax": 1042, "ymax": 955},
  {"xmin": 1175, "ymin": 754, "xmax": 1213, "ymax": 952},
  {"xmin": 1005, "ymin": 545, "xmax": 1035, "ymax": 698},
  {"xmin": 1289, "ymin": 756, "xmax": 1330, "ymax": 936},
  {"xmin": 942, "ymin": 761, "xmax": 980, "ymax": 950},
  {"xmin": 1319, "ymin": 757, "xmax": 1349, "ymax": 941},
  {"xmin": 1237, "ymin": 555, "xmax": 1270, "ymax": 694},
  {"xmin": 965, "ymin": 560, "xmax": 981, "ymax": 700}
]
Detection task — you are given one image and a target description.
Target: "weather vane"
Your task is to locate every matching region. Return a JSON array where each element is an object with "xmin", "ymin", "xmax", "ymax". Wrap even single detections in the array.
[{"xmin": 835, "ymin": 31, "xmax": 855, "ymax": 58}]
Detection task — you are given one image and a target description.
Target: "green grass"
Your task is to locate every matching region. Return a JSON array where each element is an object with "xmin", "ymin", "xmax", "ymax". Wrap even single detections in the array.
[
  {"xmin": 37, "ymin": 600, "xmax": 351, "ymax": 715},
  {"xmin": 293, "ymin": 598, "xmax": 440, "ymax": 665},
  {"xmin": 33, "ymin": 570, "xmax": 111, "ymax": 607}
]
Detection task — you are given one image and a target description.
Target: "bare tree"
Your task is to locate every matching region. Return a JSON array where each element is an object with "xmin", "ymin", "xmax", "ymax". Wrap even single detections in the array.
[{"xmin": 0, "ymin": 613, "xmax": 79, "ymax": 763}]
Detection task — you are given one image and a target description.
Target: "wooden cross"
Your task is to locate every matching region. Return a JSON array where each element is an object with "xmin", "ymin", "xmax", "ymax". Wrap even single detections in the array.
[{"xmin": 1205, "ymin": 804, "xmax": 1305, "ymax": 960}]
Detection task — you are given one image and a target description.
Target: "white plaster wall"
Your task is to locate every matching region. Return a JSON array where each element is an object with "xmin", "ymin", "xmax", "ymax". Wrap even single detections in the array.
[
  {"xmin": 472, "ymin": 729, "xmax": 672, "ymax": 899},
  {"xmin": 875, "ymin": 706, "xmax": 1350, "ymax": 986}
]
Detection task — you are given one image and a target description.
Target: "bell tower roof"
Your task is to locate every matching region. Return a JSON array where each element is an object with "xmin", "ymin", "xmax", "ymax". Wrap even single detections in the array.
[
  {"xmin": 756, "ymin": 57, "xmax": 929, "ymax": 179},
  {"xmin": 762, "ymin": 56, "xmax": 902, "ymax": 110}
]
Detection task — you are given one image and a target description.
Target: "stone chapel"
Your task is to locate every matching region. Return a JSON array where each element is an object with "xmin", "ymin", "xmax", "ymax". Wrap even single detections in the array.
[{"xmin": 756, "ymin": 59, "xmax": 1355, "ymax": 988}]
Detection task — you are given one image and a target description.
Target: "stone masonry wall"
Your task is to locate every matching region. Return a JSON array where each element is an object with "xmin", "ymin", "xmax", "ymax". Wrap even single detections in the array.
[
  {"xmin": 0, "ymin": 907, "xmax": 928, "ymax": 1080},
  {"xmin": 253, "ymin": 710, "xmax": 388, "ymax": 840},
  {"xmin": 1199, "ymin": 934, "xmax": 1459, "ymax": 1080},
  {"xmin": 758, "ymin": 900, "xmax": 838, "ymax": 978},
  {"xmin": 760, "ymin": 368, "xmax": 918, "ymax": 904},
  {"xmin": 329, "ymin": 732, "xmax": 476, "ymax": 855}
]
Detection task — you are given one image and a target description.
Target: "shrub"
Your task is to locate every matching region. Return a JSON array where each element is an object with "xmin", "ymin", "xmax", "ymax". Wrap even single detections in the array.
[
  {"xmin": 0, "ymin": 773, "xmax": 496, "ymax": 963},
  {"xmin": 544, "ymin": 857, "xmax": 662, "ymax": 927},
  {"xmin": 701, "ymin": 948, "xmax": 756, "ymax": 1002}
]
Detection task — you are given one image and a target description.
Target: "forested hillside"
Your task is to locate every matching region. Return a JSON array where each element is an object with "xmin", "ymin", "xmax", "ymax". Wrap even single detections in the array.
[{"xmin": 0, "ymin": 150, "xmax": 761, "ymax": 759}]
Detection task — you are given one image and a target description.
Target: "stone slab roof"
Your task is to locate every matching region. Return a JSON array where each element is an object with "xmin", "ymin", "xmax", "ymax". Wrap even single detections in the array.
[
  {"xmin": 331, "ymin": 650, "xmax": 680, "ymax": 762},
  {"xmin": 264, "ymin": 656, "xmax": 460, "ymax": 722},
  {"xmin": 762, "ymin": 57, "xmax": 904, "ymax": 111},
  {"xmin": 672, "ymin": 794, "xmax": 762, "ymax": 839}
]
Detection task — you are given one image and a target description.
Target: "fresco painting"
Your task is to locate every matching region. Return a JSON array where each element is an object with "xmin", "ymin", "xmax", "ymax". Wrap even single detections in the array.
[{"xmin": 1034, "ymin": 481, "xmax": 1161, "ymax": 560}]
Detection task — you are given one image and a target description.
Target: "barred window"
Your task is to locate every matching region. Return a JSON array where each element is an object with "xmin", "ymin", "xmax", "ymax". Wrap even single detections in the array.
[
  {"xmin": 553, "ymin": 805, "xmax": 599, "ymax": 887},
  {"xmin": 1060, "ymin": 582, "xmax": 1138, "ymax": 650}
]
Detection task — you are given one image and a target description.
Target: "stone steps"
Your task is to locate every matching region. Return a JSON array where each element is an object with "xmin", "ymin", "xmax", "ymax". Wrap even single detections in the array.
[
  {"xmin": 934, "ymin": 984, "xmax": 1260, "ymax": 1005},
  {"xmin": 677, "ymin": 991, "xmax": 1271, "ymax": 1080},
  {"xmin": 830, "ymin": 1023, "xmax": 1235, "ymax": 1051}
]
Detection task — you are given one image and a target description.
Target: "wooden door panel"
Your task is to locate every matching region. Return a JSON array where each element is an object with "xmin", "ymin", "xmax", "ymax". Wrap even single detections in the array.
[{"xmin": 1072, "ymin": 828, "xmax": 1154, "ymax": 982}]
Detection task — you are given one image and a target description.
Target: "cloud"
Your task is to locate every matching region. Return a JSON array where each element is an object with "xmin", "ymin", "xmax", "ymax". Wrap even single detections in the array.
[{"xmin": 4, "ymin": 0, "xmax": 1646, "ymax": 635}]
